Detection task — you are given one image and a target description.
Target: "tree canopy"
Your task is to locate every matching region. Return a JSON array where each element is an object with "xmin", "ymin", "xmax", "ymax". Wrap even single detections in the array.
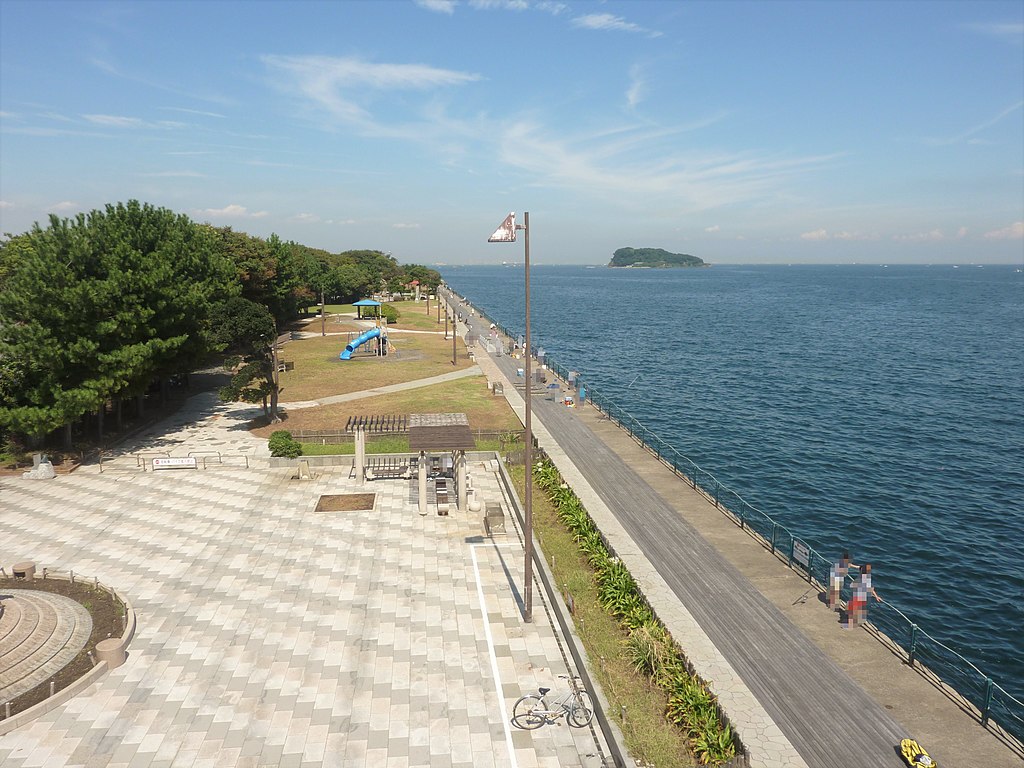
[{"xmin": 0, "ymin": 199, "xmax": 443, "ymax": 448}]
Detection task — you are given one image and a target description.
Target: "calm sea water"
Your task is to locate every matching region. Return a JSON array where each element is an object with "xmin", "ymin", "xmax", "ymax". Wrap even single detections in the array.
[{"xmin": 442, "ymin": 263, "xmax": 1024, "ymax": 700}]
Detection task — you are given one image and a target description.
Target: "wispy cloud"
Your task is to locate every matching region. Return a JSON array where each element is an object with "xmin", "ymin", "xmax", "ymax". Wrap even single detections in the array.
[
  {"xmin": 0, "ymin": 201, "xmax": 13, "ymax": 209},
  {"xmin": 924, "ymin": 100, "xmax": 1024, "ymax": 146},
  {"xmin": 262, "ymin": 55, "xmax": 482, "ymax": 127},
  {"xmin": 138, "ymin": 171, "xmax": 206, "ymax": 178},
  {"xmin": 704, "ymin": 225, "xmax": 720, "ymax": 233},
  {"xmin": 893, "ymin": 229, "xmax": 946, "ymax": 242},
  {"xmin": 572, "ymin": 13, "xmax": 662, "ymax": 38},
  {"xmin": 964, "ymin": 22, "xmax": 1024, "ymax": 44},
  {"xmin": 290, "ymin": 212, "xmax": 321, "ymax": 223},
  {"xmin": 82, "ymin": 114, "xmax": 187, "ymax": 130},
  {"xmin": 415, "ymin": 0, "xmax": 456, "ymax": 13},
  {"xmin": 497, "ymin": 119, "xmax": 841, "ymax": 211},
  {"xmin": 48, "ymin": 201, "xmax": 79, "ymax": 212},
  {"xmin": 801, "ymin": 228, "xmax": 876, "ymax": 241},
  {"xmin": 626, "ymin": 64, "xmax": 646, "ymax": 109},
  {"xmin": 393, "ymin": 222, "xmax": 421, "ymax": 229},
  {"xmin": 159, "ymin": 107, "xmax": 227, "ymax": 119},
  {"xmin": 195, "ymin": 204, "xmax": 269, "ymax": 219},
  {"xmin": 983, "ymin": 221, "xmax": 1024, "ymax": 240}
]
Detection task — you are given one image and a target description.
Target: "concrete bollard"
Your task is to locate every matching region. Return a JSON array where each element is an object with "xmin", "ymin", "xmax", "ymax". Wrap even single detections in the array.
[
  {"xmin": 95, "ymin": 638, "xmax": 127, "ymax": 669},
  {"xmin": 12, "ymin": 561, "xmax": 35, "ymax": 580}
]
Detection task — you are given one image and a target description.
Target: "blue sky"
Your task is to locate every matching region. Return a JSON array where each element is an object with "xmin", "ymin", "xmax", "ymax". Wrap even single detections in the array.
[{"xmin": 1, "ymin": 0, "xmax": 1022, "ymax": 265}]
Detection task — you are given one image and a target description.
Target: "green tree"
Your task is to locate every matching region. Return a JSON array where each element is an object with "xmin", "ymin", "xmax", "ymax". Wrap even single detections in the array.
[{"xmin": 212, "ymin": 296, "xmax": 281, "ymax": 421}]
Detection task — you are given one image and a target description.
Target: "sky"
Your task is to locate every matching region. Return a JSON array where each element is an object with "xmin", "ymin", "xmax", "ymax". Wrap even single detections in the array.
[{"xmin": 1, "ymin": 0, "xmax": 1022, "ymax": 265}]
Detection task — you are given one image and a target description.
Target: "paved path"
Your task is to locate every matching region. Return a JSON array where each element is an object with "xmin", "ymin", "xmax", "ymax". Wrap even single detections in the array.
[
  {"xmin": 0, "ymin": 394, "xmax": 611, "ymax": 767},
  {"xmin": 446, "ymin": 292, "xmax": 1021, "ymax": 768}
]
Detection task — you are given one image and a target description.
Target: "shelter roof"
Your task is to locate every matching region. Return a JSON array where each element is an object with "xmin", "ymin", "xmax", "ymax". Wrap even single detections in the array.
[
  {"xmin": 353, "ymin": 299, "xmax": 382, "ymax": 307},
  {"xmin": 408, "ymin": 413, "xmax": 475, "ymax": 452}
]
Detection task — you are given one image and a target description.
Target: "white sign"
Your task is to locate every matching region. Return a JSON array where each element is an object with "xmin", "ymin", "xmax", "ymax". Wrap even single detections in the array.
[
  {"xmin": 792, "ymin": 539, "xmax": 810, "ymax": 570},
  {"xmin": 152, "ymin": 457, "xmax": 198, "ymax": 470}
]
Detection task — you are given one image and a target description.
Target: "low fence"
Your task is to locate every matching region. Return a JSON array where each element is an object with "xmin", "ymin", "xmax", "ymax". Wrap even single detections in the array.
[
  {"xmin": 449, "ymin": 287, "xmax": 1024, "ymax": 750},
  {"xmin": 290, "ymin": 428, "xmax": 525, "ymax": 446}
]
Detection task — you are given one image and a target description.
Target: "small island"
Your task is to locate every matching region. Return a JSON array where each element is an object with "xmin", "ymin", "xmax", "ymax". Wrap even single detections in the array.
[{"xmin": 608, "ymin": 247, "xmax": 707, "ymax": 268}]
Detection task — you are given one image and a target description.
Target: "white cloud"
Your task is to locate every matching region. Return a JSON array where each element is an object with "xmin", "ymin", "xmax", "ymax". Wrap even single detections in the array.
[
  {"xmin": 924, "ymin": 100, "xmax": 1024, "ymax": 146},
  {"xmin": 956, "ymin": 226, "xmax": 968, "ymax": 239},
  {"xmin": 48, "ymin": 201, "xmax": 79, "ymax": 212},
  {"xmin": 894, "ymin": 229, "xmax": 945, "ymax": 242},
  {"xmin": 83, "ymin": 114, "xmax": 146, "ymax": 128},
  {"xmin": 159, "ymin": 106, "xmax": 227, "ymax": 119},
  {"xmin": 195, "ymin": 204, "xmax": 269, "ymax": 219},
  {"xmin": 415, "ymin": 0, "xmax": 456, "ymax": 13},
  {"xmin": 704, "ymin": 225, "xmax": 720, "ymax": 233},
  {"xmin": 572, "ymin": 13, "xmax": 661, "ymax": 37},
  {"xmin": 393, "ymin": 222, "xmax": 421, "ymax": 229},
  {"xmin": 983, "ymin": 221, "xmax": 1024, "ymax": 240},
  {"xmin": 0, "ymin": 200, "xmax": 12, "ymax": 209},
  {"xmin": 262, "ymin": 54, "xmax": 482, "ymax": 127},
  {"xmin": 469, "ymin": 0, "xmax": 529, "ymax": 10},
  {"xmin": 965, "ymin": 22, "xmax": 1024, "ymax": 44},
  {"xmin": 138, "ymin": 171, "xmax": 206, "ymax": 178},
  {"xmin": 800, "ymin": 228, "xmax": 829, "ymax": 241},
  {"xmin": 291, "ymin": 212, "xmax": 321, "ymax": 223},
  {"xmin": 626, "ymin": 64, "xmax": 646, "ymax": 109}
]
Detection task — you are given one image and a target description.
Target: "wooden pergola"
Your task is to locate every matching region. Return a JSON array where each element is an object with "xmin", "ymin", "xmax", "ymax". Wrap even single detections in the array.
[{"xmin": 348, "ymin": 413, "xmax": 476, "ymax": 515}]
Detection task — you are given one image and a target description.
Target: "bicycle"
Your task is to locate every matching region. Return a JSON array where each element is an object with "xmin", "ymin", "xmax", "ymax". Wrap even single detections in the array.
[{"xmin": 511, "ymin": 674, "xmax": 595, "ymax": 729}]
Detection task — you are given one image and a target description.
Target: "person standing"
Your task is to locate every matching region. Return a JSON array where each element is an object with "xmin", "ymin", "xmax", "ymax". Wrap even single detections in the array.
[
  {"xmin": 828, "ymin": 552, "xmax": 858, "ymax": 610},
  {"xmin": 847, "ymin": 562, "xmax": 882, "ymax": 628}
]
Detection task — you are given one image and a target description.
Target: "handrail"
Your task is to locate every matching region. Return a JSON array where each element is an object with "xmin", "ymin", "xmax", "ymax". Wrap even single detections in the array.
[{"xmin": 451, "ymin": 289, "xmax": 1024, "ymax": 749}]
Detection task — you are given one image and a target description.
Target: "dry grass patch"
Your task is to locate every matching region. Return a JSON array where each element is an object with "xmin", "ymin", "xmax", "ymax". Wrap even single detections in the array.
[
  {"xmin": 275, "ymin": 332, "xmax": 475, "ymax": 402},
  {"xmin": 253, "ymin": 375, "xmax": 521, "ymax": 437}
]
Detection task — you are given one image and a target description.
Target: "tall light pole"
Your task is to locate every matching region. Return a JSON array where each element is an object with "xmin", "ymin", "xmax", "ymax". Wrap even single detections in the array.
[{"xmin": 488, "ymin": 211, "xmax": 533, "ymax": 623}]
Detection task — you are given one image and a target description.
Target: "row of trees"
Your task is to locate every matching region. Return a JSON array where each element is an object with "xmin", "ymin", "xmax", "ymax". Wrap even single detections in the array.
[{"xmin": 0, "ymin": 200, "xmax": 441, "ymax": 452}]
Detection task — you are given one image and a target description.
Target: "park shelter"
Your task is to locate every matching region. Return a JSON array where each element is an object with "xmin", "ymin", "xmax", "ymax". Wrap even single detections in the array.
[
  {"xmin": 353, "ymin": 299, "xmax": 382, "ymax": 319},
  {"xmin": 347, "ymin": 413, "xmax": 476, "ymax": 515}
]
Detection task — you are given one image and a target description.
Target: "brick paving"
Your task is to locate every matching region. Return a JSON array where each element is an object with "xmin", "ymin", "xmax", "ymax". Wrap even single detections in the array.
[{"xmin": 0, "ymin": 393, "xmax": 611, "ymax": 767}]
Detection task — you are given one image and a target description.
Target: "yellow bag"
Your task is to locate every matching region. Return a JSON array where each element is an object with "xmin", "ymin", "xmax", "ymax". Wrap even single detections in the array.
[{"xmin": 900, "ymin": 738, "xmax": 937, "ymax": 767}]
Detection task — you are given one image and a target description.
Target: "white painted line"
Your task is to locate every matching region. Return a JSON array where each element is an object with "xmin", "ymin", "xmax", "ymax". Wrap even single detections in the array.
[{"xmin": 470, "ymin": 542, "xmax": 520, "ymax": 768}]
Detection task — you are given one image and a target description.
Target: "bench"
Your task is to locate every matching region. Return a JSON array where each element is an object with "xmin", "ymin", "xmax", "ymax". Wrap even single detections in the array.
[{"xmin": 364, "ymin": 457, "xmax": 412, "ymax": 480}]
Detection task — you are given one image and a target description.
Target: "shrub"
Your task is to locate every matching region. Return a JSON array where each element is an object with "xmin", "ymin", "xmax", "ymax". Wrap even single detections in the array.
[
  {"xmin": 380, "ymin": 304, "xmax": 400, "ymax": 324},
  {"xmin": 268, "ymin": 430, "xmax": 302, "ymax": 458}
]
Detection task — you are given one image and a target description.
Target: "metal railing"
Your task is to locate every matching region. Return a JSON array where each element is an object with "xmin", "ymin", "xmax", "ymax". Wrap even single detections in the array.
[{"xmin": 450, "ymin": 289, "xmax": 1024, "ymax": 749}]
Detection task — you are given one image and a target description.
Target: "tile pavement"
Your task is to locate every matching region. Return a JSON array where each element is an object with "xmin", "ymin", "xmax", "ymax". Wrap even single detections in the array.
[{"xmin": 0, "ymin": 393, "xmax": 611, "ymax": 767}]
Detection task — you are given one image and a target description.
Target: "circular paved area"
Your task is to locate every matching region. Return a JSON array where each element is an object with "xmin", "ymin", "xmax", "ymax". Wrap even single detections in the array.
[{"xmin": 0, "ymin": 590, "xmax": 92, "ymax": 701}]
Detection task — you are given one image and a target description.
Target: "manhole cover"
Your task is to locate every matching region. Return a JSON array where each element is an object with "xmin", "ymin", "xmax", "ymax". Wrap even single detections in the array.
[{"xmin": 315, "ymin": 494, "xmax": 376, "ymax": 512}]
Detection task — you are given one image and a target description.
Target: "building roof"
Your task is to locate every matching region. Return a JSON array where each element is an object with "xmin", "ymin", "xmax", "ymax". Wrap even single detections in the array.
[{"xmin": 408, "ymin": 413, "xmax": 476, "ymax": 452}]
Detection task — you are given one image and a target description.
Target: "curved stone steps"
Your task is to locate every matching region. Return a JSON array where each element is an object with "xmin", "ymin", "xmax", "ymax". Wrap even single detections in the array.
[{"xmin": 0, "ymin": 590, "xmax": 92, "ymax": 701}]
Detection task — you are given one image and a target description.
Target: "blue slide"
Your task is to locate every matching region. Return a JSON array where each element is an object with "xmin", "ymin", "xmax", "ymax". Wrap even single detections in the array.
[{"xmin": 340, "ymin": 328, "xmax": 382, "ymax": 360}]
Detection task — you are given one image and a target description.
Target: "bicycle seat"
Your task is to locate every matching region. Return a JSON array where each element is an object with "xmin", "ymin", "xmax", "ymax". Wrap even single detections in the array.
[{"xmin": 539, "ymin": 687, "xmax": 550, "ymax": 696}]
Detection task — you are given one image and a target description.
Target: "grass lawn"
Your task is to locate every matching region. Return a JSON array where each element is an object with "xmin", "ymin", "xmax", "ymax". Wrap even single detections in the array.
[
  {"xmin": 509, "ymin": 468, "xmax": 697, "ymax": 768},
  {"xmin": 275, "ymin": 331, "xmax": 475, "ymax": 403},
  {"xmin": 253, "ymin": 375, "xmax": 521, "ymax": 437}
]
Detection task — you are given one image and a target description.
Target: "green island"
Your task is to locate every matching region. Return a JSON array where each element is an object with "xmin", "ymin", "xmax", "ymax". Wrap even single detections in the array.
[{"xmin": 609, "ymin": 247, "xmax": 707, "ymax": 268}]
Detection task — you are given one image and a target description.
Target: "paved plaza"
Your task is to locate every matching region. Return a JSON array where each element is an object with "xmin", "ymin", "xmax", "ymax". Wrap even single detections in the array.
[{"xmin": 0, "ymin": 393, "xmax": 611, "ymax": 768}]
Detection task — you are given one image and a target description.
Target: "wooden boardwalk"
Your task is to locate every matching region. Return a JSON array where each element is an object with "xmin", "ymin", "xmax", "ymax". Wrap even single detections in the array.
[
  {"xmin": 438, "ymin": 289, "xmax": 916, "ymax": 767},
  {"xmin": 490, "ymin": 352, "xmax": 909, "ymax": 767}
]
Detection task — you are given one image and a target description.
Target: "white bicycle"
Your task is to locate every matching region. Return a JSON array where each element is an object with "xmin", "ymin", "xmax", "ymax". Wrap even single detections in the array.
[{"xmin": 511, "ymin": 674, "xmax": 595, "ymax": 729}]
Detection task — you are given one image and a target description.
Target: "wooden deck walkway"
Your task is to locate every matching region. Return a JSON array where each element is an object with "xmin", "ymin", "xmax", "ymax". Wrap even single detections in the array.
[
  {"xmin": 441, "ymin": 292, "xmax": 913, "ymax": 766},
  {"xmin": 489, "ymin": 352, "xmax": 908, "ymax": 767}
]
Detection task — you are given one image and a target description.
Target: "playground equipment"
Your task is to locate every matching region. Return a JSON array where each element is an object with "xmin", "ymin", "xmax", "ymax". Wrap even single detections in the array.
[{"xmin": 340, "ymin": 325, "xmax": 394, "ymax": 360}]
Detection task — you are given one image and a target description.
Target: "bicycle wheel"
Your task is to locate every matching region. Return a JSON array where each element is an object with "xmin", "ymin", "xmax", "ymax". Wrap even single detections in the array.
[
  {"xmin": 511, "ymin": 694, "xmax": 546, "ymax": 730},
  {"xmin": 569, "ymin": 691, "xmax": 594, "ymax": 727}
]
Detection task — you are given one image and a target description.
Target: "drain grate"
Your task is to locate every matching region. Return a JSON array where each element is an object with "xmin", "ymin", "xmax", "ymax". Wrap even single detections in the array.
[{"xmin": 315, "ymin": 493, "xmax": 376, "ymax": 513}]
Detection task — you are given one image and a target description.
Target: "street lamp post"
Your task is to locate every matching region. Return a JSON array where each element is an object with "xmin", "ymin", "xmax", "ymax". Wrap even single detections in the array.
[{"xmin": 488, "ymin": 211, "xmax": 534, "ymax": 623}]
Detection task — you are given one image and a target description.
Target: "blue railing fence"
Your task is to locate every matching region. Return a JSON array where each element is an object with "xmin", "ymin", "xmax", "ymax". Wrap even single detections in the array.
[{"xmin": 446, "ymin": 287, "xmax": 1024, "ymax": 749}]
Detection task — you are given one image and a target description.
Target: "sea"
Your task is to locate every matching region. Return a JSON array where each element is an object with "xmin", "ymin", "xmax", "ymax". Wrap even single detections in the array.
[{"xmin": 440, "ymin": 263, "xmax": 1024, "ymax": 708}]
